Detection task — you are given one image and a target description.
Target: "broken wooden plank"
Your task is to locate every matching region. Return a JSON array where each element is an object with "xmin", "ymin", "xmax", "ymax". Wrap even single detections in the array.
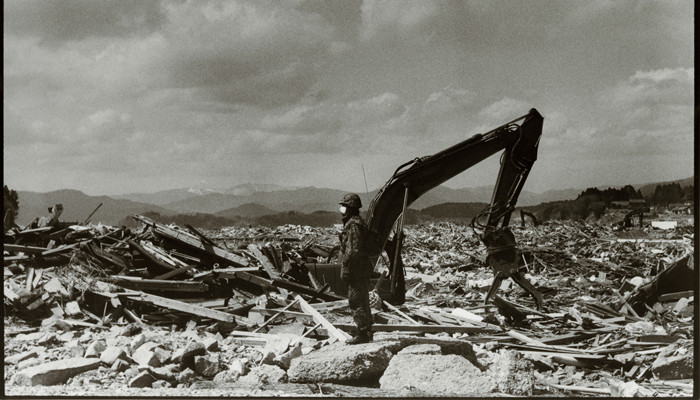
[
  {"xmin": 253, "ymin": 298, "xmax": 301, "ymax": 332},
  {"xmin": 41, "ymin": 243, "xmax": 80, "ymax": 256},
  {"xmin": 111, "ymin": 276, "xmax": 208, "ymax": 292},
  {"xmin": 132, "ymin": 214, "xmax": 248, "ymax": 267},
  {"xmin": 295, "ymin": 295, "xmax": 351, "ymax": 342},
  {"xmin": 4, "ymin": 255, "xmax": 30, "ymax": 262},
  {"xmin": 308, "ymin": 299, "xmax": 349, "ymax": 311},
  {"xmin": 4, "ymin": 244, "xmax": 50, "ymax": 254},
  {"xmin": 233, "ymin": 271, "xmax": 344, "ymax": 301},
  {"xmin": 247, "ymin": 244, "xmax": 280, "ymax": 279},
  {"xmin": 383, "ymin": 301, "xmax": 420, "ymax": 325},
  {"xmin": 539, "ymin": 383, "xmax": 610, "ymax": 395},
  {"xmin": 193, "ymin": 267, "xmax": 261, "ymax": 280},
  {"xmin": 657, "ymin": 291, "xmax": 694, "ymax": 302},
  {"xmin": 249, "ymin": 308, "xmax": 313, "ymax": 322},
  {"xmin": 153, "ymin": 264, "xmax": 196, "ymax": 280},
  {"xmin": 122, "ymin": 290, "xmax": 237, "ymax": 323},
  {"xmin": 333, "ymin": 323, "xmax": 500, "ymax": 334},
  {"xmin": 127, "ymin": 239, "xmax": 177, "ymax": 272}
]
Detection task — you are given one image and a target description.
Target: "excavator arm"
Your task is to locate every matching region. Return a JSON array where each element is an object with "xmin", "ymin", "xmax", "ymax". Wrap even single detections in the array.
[{"xmin": 365, "ymin": 108, "xmax": 544, "ymax": 308}]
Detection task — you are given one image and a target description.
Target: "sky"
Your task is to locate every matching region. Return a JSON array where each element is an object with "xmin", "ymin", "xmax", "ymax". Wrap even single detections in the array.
[{"xmin": 3, "ymin": 0, "xmax": 695, "ymax": 196}]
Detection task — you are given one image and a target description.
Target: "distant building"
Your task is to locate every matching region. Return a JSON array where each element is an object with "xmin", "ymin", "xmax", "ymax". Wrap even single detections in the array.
[
  {"xmin": 610, "ymin": 201, "xmax": 629, "ymax": 208},
  {"xmin": 671, "ymin": 205, "xmax": 692, "ymax": 215},
  {"xmin": 629, "ymin": 199, "xmax": 646, "ymax": 207},
  {"xmin": 610, "ymin": 199, "xmax": 646, "ymax": 210}
]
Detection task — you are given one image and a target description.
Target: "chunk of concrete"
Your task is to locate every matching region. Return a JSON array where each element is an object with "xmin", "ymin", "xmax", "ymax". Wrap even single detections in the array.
[
  {"xmin": 111, "ymin": 359, "xmax": 130, "ymax": 372},
  {"xmin": 287, "ymin": 341, "xmax": 400, "ymax": 384},
  {"xmin": 128, "ymin": 371, "xmax": 156, "ymax": 388},
  {"xmin": 202, "ymin": 337, "xmax": 219, "ymax": 351},
  {"xmin": 396, "ymin": 343, "xmax": 442, "ymax": 356},
  {"xmin": 274, "ymin": 342, "xmax": 303, "ymax": 370},
  {"xmin": 66, "ymin": 345, "xmax": 85, "ymax": 358},
  {"xmin": 85, "ymin": 340, "xmax": 108, "ymax": 358},
  {"xmin": 238, "ymin": 365, "xmax": 287, "ymax": 385},
  {"xmin": 17, "ymin": 358, "xmax": 42, "ymax": 370},
  {"xmin": 379, "ymin": 354, "xmax": 488, "ymax": 395},
  {"xmin": 6, "ymin": 350, "xmax": 38, "ymax": 365},
  {"xmin": 172, "ymin": 341, "xmax": 205, "ymax": 368},
  {"xmin": 149, "ymin": 364, "xmax": 179, "ymax": 381},
  {"xmin": 229, "ymin": 358, "xmax": 248, "ymax": 377},
  {"xmin": 153, "ymin": 348, "xmax": 171, "ymax": 365},
  {"xmin": 130, "ymin": 334, "xmax": 146, "ymax": 352},
  {"xmin": 213, "ymin": 369, "xmax": 241, "ymax": 383},
  {"xmin": 176, "ymin": 368, "xmax": 197, "ymax": 384},
  {"xmin": 484, "ymin": 350, "xmax": 536, "ymax": 396},
  {"xmin": 100, "ymin": 346, "xmax": 128, "ymax": 365},
  {"xmin": 194, "ymin": 355, "xmax": 221, "ymax": 377},
  {"xmin": 132, "ymin": 342, "xmax": 161, "ymax": 367},
  {"xmin": 651, "ymin": 351, "xmax": 694, "ymax": 379},
  {"xmin": 11, "ymin": 357, "xmax": 102, "ymax": 386},
  {"xmin": 379, "ymin": 350, "xmax": 535, "ymax": 396},
  {"xmin": 152, "ymin": 380, "xmax": 172, "ymax": 388}
]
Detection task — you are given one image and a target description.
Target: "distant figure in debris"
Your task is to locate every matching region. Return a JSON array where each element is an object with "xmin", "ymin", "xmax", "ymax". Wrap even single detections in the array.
[{"xmin": 338, "ymin": 193, "xmax": 374, "ymax": 344}]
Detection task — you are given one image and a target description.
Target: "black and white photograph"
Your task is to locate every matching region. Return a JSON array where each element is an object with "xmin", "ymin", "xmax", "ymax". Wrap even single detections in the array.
[{"xmin": 3, "ymin": 0, "xmax": 696, "ymax": 397}]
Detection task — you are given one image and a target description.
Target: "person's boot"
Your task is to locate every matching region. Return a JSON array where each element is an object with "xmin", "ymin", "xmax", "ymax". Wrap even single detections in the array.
[{"xmin": 346, "ymin": 330, "xmax": 372, "ymax": 345}]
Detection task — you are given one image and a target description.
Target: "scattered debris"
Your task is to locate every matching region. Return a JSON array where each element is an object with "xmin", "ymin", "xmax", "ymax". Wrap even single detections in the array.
[{"xmin": 3, "ymin": 205, "xmax": 695, "ymax": 396}]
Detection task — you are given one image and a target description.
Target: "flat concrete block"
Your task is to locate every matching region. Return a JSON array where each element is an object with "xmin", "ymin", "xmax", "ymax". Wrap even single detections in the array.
[
  {"xmin": 287, "ymin": 341, "xmax": 400, "ymax": 384},
  {"xmin": 11, "ymin": 357, "xmax": 102, "ymax": 386}
]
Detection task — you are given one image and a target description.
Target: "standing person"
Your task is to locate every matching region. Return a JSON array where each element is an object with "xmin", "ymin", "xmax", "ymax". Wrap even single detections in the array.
[{"xmin": 338, "ymin": 193, "xmax": 374, "ymax": 344}]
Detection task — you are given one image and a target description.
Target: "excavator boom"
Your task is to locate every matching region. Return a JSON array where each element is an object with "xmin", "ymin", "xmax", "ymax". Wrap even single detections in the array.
[{"xmin": 364, "ymin": 108, "xmax": 544, "ymax": 307}]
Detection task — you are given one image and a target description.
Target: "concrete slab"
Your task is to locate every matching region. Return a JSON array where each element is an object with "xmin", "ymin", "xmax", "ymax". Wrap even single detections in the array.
[
  {"xmin": 11, "ymin": 357, "xmax": 102, "ymax": 386},
  {"xmin": 287, "ymin": 341, "xmax": 401, "ymax": 384}
]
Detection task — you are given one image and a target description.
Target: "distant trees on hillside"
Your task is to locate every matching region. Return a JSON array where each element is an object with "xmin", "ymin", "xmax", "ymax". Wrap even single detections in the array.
[{"xmin": 645, "ymin": 183, "xmax": 691, "ymax": 206}]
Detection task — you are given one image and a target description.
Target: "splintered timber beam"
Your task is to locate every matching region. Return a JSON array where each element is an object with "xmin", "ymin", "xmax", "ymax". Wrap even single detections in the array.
[
  {"xmin": 247, "ymin": 244, "xmax": 280, "ymax": 279},
  {"xmin": 154, "ymin": 264, "xmax": 196, "ymax": 280},
  {"xmin": 333, "ymin": 323, "xmax": 500, "ymax": 334},
  {"xmin": 111, "ymin": 276, "xmax": 208, "ymax": 292},
  {"xmin": 122, "ymin": 291, "xmax": 237, "ymax": 323},
  {"xmin": 295, "ymin": 295, "xmax": 351, "ymax": 342},
  {"xmin": 131, "ymin": 214, "xmax": 249, "ymax": 267},
  {"xmin": 4, "ymin": 244, "xmax": 50, "ymax": 254},
  {"xmin": 232, "ymin": 271, "xmax": 345, "ymax": 302}
]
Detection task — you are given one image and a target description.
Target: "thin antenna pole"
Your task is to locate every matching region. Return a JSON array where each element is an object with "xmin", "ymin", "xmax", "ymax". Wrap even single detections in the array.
[{"xmin": 361, "ymin": 163, "xmax": 369, "ymax": 197}]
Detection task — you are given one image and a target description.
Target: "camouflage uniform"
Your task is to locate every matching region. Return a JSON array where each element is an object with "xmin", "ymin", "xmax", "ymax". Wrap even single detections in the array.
[{"xmin": 339, "ymin": 214, "xmax": 374, "ymax": 333}]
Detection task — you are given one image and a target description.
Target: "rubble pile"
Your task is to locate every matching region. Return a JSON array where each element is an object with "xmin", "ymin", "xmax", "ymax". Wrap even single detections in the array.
[{"xmin": 3, "ymin": 206, "xmax": 695, "ymax": 397}]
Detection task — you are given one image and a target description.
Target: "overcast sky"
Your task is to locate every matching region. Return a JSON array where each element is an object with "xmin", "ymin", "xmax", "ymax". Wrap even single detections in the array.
[{"xmin": 4, "ymin": 0, "xmax": 694, "ymax": 196}]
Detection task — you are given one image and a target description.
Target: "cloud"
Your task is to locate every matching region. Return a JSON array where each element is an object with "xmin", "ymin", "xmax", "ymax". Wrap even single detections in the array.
[
  {"xmin": 150, "ymin": 1, "xmax": 337, "ymax": 107},
  {"xmin": 260, "ymin": 92, "xmax": 407, "ymax": 136},
  {"xmin": 542, "ymin": 67, "xmax": 693, "ymax": 162},
  {"xmin": 478, "ymin": 98, "xmax": 530, "ymax": 122},
  {"xmin": 421, "ymin": 86, "xmax": 476, "ymax": 117},
  {"xmin": 4, "ymin": 0, "xmax": 166, "ymax": 45}
]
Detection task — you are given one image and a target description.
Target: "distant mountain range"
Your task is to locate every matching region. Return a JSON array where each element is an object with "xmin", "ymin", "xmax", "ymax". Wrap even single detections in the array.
[{"xmin": 13, "ymin": 178, "xmax": 693, "ymax": 227}]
